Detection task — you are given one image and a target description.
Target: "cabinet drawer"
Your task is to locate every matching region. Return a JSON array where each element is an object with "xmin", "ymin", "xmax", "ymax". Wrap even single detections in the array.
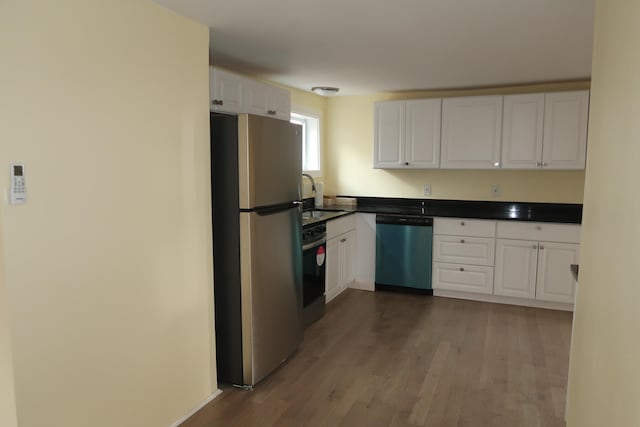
[
  {"xmin": 433, "ymin": 218, "xmax": 496, "ymax": 237},
  {"xmin": 327, "ymin": 214, "xmax": 356, "ymax": 239},
  {"xmin": 432, "ymin": 262, "xmax": 494, "ymax": 294},
  {"xmin": 433, "ymin": 235, "xmax": 495, "ymax": 266},
  {"xmin": 496, "ymin": 221, "xmax": 581, "ymax": 243}
]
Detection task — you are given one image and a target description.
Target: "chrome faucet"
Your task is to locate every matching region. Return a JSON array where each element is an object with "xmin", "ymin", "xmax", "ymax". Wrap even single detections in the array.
[{"xmin": 302, "ymin": 173, "xmax": 316, "ymax": 195}]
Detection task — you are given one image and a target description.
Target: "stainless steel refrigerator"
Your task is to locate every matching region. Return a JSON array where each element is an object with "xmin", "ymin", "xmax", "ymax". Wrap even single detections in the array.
[{"xmin": 211, "ymin": 113, "xmax": 303, "ymax": 387}]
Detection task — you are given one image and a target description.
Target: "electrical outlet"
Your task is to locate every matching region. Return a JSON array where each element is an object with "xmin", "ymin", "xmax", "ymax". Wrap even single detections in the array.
[
  {"xmin": 423, "ymin": 184, "xmax": 432, "ymax": 196},
  {"xmin": 491, "ymin": 184, "xmax": 501, "ymax": 197}
]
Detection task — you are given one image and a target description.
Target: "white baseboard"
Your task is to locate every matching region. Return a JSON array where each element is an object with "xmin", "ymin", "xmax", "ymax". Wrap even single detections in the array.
[
  {"xmin": 350, "ymin": 280, "xmax": 374, "ymax": 291},
  {"xmin": 433, "ymin": 290, "xmax": 574, "ymax": 312},
  {"xmin": 169, "ymin": 388, "xmax": 223, "ymax": 427}
]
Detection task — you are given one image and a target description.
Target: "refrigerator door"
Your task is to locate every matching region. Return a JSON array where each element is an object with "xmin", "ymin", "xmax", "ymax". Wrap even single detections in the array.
[
  {"xmin": 239, "ymin": 206, "xmax": 303, "ymax": 385},
  {"xmin": 238, "ymin": 114, "xmax": 303, "ymax": 209}
]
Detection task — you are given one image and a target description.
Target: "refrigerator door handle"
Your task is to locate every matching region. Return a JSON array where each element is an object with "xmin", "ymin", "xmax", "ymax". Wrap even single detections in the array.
[{"xmin": 240, "ymin": 202, "xmax": 300, "ymax": 216}]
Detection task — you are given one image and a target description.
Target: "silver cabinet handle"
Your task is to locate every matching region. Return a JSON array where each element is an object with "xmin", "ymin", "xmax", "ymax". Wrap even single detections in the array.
[
  {"xmin": 459, "ymin": 267, "xmax": 465, "ymax": 272},
  {"xmin": 539, "ymin": 245, "xmax": 545, "ymax": 250},
  {"xmin": 494, "ymin": 161, "xmax": 500, "ymax": 167},
  {"xmin": 211, "ymin": 99, "xmax": 223, "ymax": 106},
  {"xmin": 460, "ymin": 239, "xmax": 465, "ymax": 244},
  {"xmin": 536, "ymin": 226, "xmax": 542, "ymax": 231},
  {"xmin": 460, "ymin": 221, "xmax": 465, "ymax": 226},
  {"xmin": 532, "ymin": 245, "xmax": 538, "ymax": 249},
  {"xmin": 404, "ymin": 162, "xmax": 409, "ymax": 166},
  {"xmin": 340, "ymin": 238, "xmax": 347, "ymax": 243},
  {"xmin": 267, "ymin": 110, "xmax": 276, "ymax": 115}
]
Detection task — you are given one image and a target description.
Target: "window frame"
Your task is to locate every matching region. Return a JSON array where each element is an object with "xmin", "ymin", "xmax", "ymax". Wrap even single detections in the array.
[{"xmin": 291, "ymin": 107, "xmax": 322, "ymax": 177}]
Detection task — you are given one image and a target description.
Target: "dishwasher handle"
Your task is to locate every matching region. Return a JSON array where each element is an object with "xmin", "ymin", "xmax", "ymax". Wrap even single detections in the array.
[{"xmin": 376, "ymin": 214, "xmax": 433, "ymax": 227}]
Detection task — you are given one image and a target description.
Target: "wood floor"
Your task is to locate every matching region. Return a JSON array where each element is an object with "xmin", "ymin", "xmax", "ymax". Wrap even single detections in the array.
[{"xmin": 184, "ymin": 290, "xmax": 573, "ymax": 427}]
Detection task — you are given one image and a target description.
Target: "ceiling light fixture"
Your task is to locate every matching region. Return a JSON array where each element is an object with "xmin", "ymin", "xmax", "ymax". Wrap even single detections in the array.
[{"xmin": 311, "ymin": 86, "xmax": 340, "ymax": 96}]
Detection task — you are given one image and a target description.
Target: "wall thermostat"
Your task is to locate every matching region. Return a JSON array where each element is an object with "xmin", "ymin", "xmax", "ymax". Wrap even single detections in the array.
[{"xmin": 10, "ymin": 163, "xmax": 26, "ymax": 205}]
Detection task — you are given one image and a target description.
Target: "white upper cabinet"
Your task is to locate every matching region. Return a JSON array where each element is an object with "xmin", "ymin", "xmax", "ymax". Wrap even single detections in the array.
[
  {"xmin": 502, "ymin": 90, "xmax": 590, "ymax": 170},
  {"xmin": 246, "ymin": 79, "xmax": 291, "ymax": 120},
  {"xmin": 245, "ymin": 79, "xmax": 269, "ymax": 116},
  {"xmin": 374, "ymin": 99, "xmax": 441, "ymax": 169},
  {"xmin": 374, "ymin": 101, "xmax": 405, "ymax": 167},
  {"xmin": 210, "ymin": 68, "xmax": 245, "ymax": 114},
  {"xmin": 267, "ymin": 86, "xmax": 291, "ymax": 121},
  {"xmin": 441, "ymin": 96, "xmax": 503, "ymax": 169},
  {"xmin": 373, "ymin": 90, "xmax": 589, "ymax": 170},
  {"xmin": 405, "ymin": 99, "xmax": 441, "ymax": 168},
  {"xmin": 501, "ymin": 94, "xmax": 545, "ymax": 169},
  {"xmin": 210, "ymin": 67, "xmax": 291, "ymax": 120},
  {"xmin": 542, "ymin": 90, "xmax": 590, "ymax": 169}
]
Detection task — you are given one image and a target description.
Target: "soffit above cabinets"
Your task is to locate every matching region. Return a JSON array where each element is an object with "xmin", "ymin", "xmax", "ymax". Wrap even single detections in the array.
[{"xmin": 153, "ymin": 0, "xmax": 595, "ymax": 95}]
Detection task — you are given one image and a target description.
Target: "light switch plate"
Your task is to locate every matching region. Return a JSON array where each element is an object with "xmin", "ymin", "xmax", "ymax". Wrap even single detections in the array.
[{"xmin": 423, "ymin": 184, "xmax": 431, "ymax": 196}]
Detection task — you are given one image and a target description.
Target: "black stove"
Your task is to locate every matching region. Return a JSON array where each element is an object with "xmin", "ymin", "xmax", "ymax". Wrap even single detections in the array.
[{"xmin": 302, "ymin": 223, "xmax": 326, "ymax": 246}]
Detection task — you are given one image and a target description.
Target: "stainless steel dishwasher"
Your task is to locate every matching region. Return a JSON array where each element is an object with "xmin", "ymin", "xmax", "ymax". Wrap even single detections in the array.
[{"xmin": 375, "ymin": 215, "xmax": 433, "ymax": 294}]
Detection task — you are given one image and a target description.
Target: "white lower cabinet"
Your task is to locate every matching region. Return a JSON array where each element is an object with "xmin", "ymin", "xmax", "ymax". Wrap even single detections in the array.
[
  {"xmin": 325, "ymin": 237, "xmax": 340, "ymax": 302},
  {"xmin": 433, "ymin": 262, "xmax": 494, "ymax": 294},
  {"xmin": 536, "ymin": 242, "xmax": 580, "ymax": 303},
  {"xmin": 326, "ymin": 216, "xmax": 357, "ymax": 302},
  {"xmin": 495, "ymin": 239, "xmax": 579, "ymax": 304},
  {"xmin": 435, "ymin": 218, "xmax": 581, "ymax": 310},
  {"xmin": 494, "ymin": 239, "xmax": 538, "ymax": 299},
  {"xmin": 432, "ymin": 218, "xmax": 497, "ymax": 293}
]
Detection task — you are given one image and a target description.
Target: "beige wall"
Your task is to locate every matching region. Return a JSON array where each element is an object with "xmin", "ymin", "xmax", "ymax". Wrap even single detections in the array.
[
  {"xmin": 325, "ymin": 82, "xmax": 589, "ymax": 203},
  {"xmin": 0, "ymin": 218, "xmax": 17, "ymax": 427},
  {"xmin": 0, "ymin": 1, "xmax": 215, "ymax": 426},
  {"xmin": 566, "ymin": 1, "xmax": 640, "ymax": 426}
]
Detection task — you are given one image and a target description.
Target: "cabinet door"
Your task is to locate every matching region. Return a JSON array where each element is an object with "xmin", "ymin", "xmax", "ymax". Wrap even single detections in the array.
[
  {"xmin": 341, "ymin": 230, "xmax": 357, "ymax": 289},
  {"xmin": 325, "ymin": 237, "xmax": 340, "ymax": 303},
  {"xmin": 245, "ymin": 80, "xmax": 269, "ymax": 116},
  {"xmin": 536, "ymin": 242, "xmax": 579, "ymax": 303},
  {"xmin": 441, "ymin": 96, "xmax": 503, "ymax": 169},
  {"xmin": 405, "ymin": 99, "xmax": 441, "ymax": 168},
  {"xmin": 374, "ymin": 101, "xmax": 405, "ymax": 168},
  {"xmin": 501, "ymin": 93, "xmax": 544, "ymax": 169},
  {"xmin": 494, "ymin": 239, "xmax": 538, "ymax": 299},
  {"xmin": 542, "ymin": 91, "xmax": 589, "ymax": 169},
  {"xmin": 211, "ymin": 67, "xmax": 246, "ymax": 114},
  {"xmin": 267, "ymin": 86, "xmax": 291, "ymax": 121}
]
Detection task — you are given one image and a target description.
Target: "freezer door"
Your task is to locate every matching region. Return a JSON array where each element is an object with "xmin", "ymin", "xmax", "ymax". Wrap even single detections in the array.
[
  {"xmin": 239, "ymin": 207, "xmax": 303, "ymax": 385},
  {"xmin": 238, "ymin": 114, "xmax": 303, "ymax": 209}
]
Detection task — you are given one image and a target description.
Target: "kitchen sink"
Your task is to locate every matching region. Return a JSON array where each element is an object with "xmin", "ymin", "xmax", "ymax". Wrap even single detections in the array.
[
  {"xmin": 302, "ymin": 210, "xmax": 335, "ymax": 220},
  {"xmin": 301, "ymin": 209, "xmax": 350, "ymax": 225}
]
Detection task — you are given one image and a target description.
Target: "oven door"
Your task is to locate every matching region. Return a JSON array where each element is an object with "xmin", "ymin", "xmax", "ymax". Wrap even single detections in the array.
[{"xmin": 302, "ymin": 238, "xmax": 326, "ymax": 308}]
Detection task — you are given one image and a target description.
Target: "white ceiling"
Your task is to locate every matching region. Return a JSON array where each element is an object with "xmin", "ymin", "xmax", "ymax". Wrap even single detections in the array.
[{"xmin": 154, "ymin": 0, "xmax": 595, "ymax": 95}]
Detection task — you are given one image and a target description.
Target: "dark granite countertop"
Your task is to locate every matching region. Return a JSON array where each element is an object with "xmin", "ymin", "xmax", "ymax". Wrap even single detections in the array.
[
  {"xmin": 302, "ymin": 197, "xmax": 583, "ymax": 226},
  {"xmin": 348, "ymin": 197, "xmax": 583, "ymax": 224}
]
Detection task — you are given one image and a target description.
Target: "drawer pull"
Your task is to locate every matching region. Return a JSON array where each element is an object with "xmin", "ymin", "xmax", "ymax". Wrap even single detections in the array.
[
  {"xmin": 460, "ymin": 239, "xmax": 465, "ymax": 243},
  {"xmin": 539, "ymin": 245, "xmax": 545, "ymax": 250},
  {"xmin": 532, "ymin": 245, "xmax": 538, "ymax": 249},
  {"xmin": 459, "ymin": 267, "xmax": 465, "ymax": 272},
  {"xmin": 460, "ymin": 221, "xmax": 465, "ymax": 226},
  {"xmin": 340, "ymin": 238, "xmax": 347, "ymax": 243},
  {"xmin": 536, "ymin": 226, "xmax": 542, "ymax": 231}
]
